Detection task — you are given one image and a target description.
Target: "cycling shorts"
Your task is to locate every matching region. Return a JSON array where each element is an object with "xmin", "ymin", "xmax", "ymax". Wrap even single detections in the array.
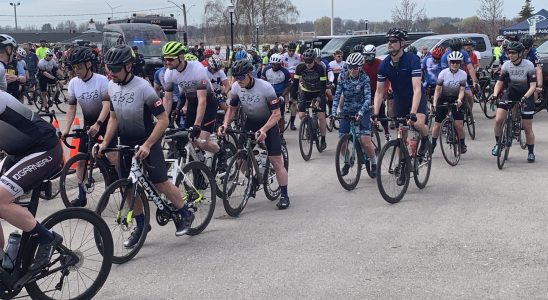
[
  {"xmin": 243, "ymin": 122, "xmax": 282, "ymax": 157},
  {"xmin": 38, "ymin": 74, "xmax": 57, "ymax": 92},
  {"xmin": 393, "ymin": 94, "xmax": 427, "ymax": 119},
  {"xmin": 435, "ymin": 99, "xmax": 464, "ymax": 123},
  {"xmin": 497, "ymin": 94, "xmax": 534, "ymax": 120},
  {"xmin": 297, "ymin": 91, "xmax": 326, "ymax": 113},
  {"xmin": 185, "ymin": 101, "xmax": 217, "ymax": 134},
  {"xmin": 118, "ymin": 141, "xmax": 168, "ymax": 184},
  {"xmin": 338, "ymin": 114, "xmax": 371, "ymax": 138}
]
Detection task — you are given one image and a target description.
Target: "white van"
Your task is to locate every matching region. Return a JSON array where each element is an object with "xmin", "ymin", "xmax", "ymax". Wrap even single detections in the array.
[{"xmin": 410, "ymin": 33, "xmax": 493, "ymax": 69}]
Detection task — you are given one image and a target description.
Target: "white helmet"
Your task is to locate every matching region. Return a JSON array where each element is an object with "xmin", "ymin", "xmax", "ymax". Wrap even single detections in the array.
[
  {"xmin": 269, "ymin": 53, "xmax": 282, "ymax": 64},
  {"xmin": 363, "ymin": 44, "xmax": 376, "ymax": 55},
  {"xmin": 346, "ymin": 52, "xmax": 365, "ymax": 66},
  {"xmin": 16, "ymin": 47, "xmax": 26, "ymax": 57},
  {"xmin": 246, "ymin": 53, "xmax": 253, "ymax": 62},
  {"xmin": 447, "ymin": 51, "xmax": 463, "ymax": 61},
  {"xmin": 496, "ymin": 35, "xmax": 505, "ymax": 42},
  {"xmin": 208, "ymin": 56, "xmax": 223, "ymax": 70},
  {"xmin": 45, "ymin": 48, "xmax": 55, "ymax": 56},
  {"xmin": 0, "ymin": 34, "xmax": 17, "ymax": 49},
  {"xmin": 313, "ymin": 48, "xmax": 321, "ymax": 58}
]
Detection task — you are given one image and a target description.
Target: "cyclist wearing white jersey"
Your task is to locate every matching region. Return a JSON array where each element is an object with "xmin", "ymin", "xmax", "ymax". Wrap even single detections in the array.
[{"xmin": 281, "ymin": 41, "xmax": 301, "ymax": 130}]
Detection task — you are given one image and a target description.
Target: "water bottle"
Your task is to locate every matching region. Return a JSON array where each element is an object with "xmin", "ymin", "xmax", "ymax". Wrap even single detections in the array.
[
  {"xmin": 257, "ymin": 152, "xmax": 267, "ymax": 178},
  {"xmin": 195, "ymin": 148, "xmax": 205, "ymax": 163},
  {"xmin": 2, "ymin": 231, "xmax": 21, "ymax": 270},
  {"xmin": 204, "ymin": 151, "xmax": 213, "ymax": 169},
  {"xmin": 407, "ymin": 136, "xmax": 417, "ymax": 157}
]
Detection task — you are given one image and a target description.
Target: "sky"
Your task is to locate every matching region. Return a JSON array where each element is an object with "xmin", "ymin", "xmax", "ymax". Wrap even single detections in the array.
[{"xmin": 0, "ymin": 0, "xmax": 533, "ymax": 28}]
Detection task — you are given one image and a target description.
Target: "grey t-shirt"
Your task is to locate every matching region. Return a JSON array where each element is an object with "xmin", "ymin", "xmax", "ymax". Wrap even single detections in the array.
[
  {"xmin": 68, "ymin": 73, "xmax": 109, "ymax": 126},
  {"xmin": 37, "ymin": 58, "xmax": 57, "ymax": 73},
  {"xmin": 0, "ymin": 62, "xmax": 7, "ymax": 91},
  {"xmin": 436, "ymin": 68, "xmax": 467, "ymax": 100},
  {"xmin": 499, "ymin": 59, "xmax": 536, "ymax": 100},
  {"xmin": 229, "ymin": 78, "xmax": 279, "ymax": 125}
]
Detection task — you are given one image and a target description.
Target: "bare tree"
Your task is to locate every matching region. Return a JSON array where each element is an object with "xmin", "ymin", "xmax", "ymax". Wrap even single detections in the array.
[
  {"xmin": 391, "ymin": 0, "xmax": 426, "ymax": 31},
  {"xmin": 477, "ymin": 0, "xmax": 504, "ymax": 40}
]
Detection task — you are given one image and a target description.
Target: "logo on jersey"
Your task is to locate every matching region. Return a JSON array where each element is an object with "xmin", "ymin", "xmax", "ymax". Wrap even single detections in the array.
[
  {"xmin": 240, "ymin": 93, "xmax": 262, "ymax": 104},
  {"xmin": 111, "ymin": 91, "xmax": 136, "ymax": 106},
  {"xmin": 78, "ymin": 90, "xmax": 101, "ymax": 102},
  {"xmin": 153, "ymin": 100, "xmax": 163, "ymax": 108},
  {"xmin": 269, "ymin": 98, "xmax": 278, "ymax": 105}
]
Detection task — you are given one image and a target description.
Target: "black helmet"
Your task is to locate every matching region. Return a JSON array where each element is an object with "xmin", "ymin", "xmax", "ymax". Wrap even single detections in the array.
[
  {"xmin": 288, "ymin": 41, "xmax": 297, "ymax": 51},
  {"xmin": 507, "ymin": 41, "xmax": 525, "ymax": 53},
  {"xmin": 449, "ymin": 38, "xmax": 463, "ymax": 51},
  {"xmin": 302, "ymin": 48, "xmax": 316, "ymax": 61},
  {"xmin": 406, "ymin": 45, "xmax": 417, "ymax": 55},
  {"xmin": 69, "ymin": 46, "xmax": 95, "ymax": 65},
  {"xmin": 386, "ymin": 28, "xmax": 408, "ymax": 41},
  {"xmin": 104, "ymin": 45, "xmax": 134, "ymax": 65},
  {"xmin": 231, "ymin": 59, "xmax": 254, "ymax": 76},
  {"xmin": 520, "ymin": 34, "xmax": 534, "ymax": 48},
  {"xmin": 353, "ymin": 44, "xmax": 365, "ymax": 53}
]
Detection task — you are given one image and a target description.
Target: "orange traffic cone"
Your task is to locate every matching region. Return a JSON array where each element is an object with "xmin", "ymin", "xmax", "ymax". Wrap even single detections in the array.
[{"xmin": 68, "ymin": 117, "xmax": 81, "ymax": 169}]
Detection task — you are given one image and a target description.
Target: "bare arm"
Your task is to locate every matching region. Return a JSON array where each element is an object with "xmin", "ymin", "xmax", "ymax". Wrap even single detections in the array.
[
  {"xmin": 260, "ymin": 108, "xmax": 281, "ymax": 133},
  {"xmin": 194, "ymin": 89, "xmax": 207, "ymax": 126},
  {"xmin": 143, "ymin": 111, "xmax": 169, "ymax": 148},
  {"xmin": 410, "ymin": 77, "xmax": 422, "ymax": 114},
  {"xmin": 163, "ymin": 91, "xmax": 173, "ymax": 116},
  {"xmin": 373, "ymin": 81, "xmax": 385, "ymax": 116},
  {"xmin": 63, "ymin": 105, "xmax": 77, "ymax": 136},
  {"xmin": 432, "ymin": 85, "xmax": 442, "ymax": 108}
]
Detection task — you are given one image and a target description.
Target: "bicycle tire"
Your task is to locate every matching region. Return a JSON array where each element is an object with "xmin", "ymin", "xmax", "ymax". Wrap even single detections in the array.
[
  {"xmin": 365, "ymin": 127, "xmax": 381, "ymax": 179},
  {"xmin": 298, "ymin": 117, "xmax": 313, "ymax": 161},
  {"xmin": 34, "ymin": 96, "xmax": 45, "ymax": 112},
  {"xmin": 25, "ymin": 208, "xmax": 113, "ymax": 300},
  {"xmin": 439, "ymin": 119, "xmax": 460, "ymax": 166},
  {"xmin": 54, "ymin": 90, "xmax": 67, "ymax": 114},
  {"xmin": 497, "ymin": 119, "xmax": 510, "ymax": 170},
  {"xmin": 177, "ymin": 161, "xmax": 216, "ymax": 236},
  {"xmin": 222, "ymin": 150, "xmax": 253, "ymax": 217},
  {"xmin": 281, "ymin": 143, "xmax": 289, "ymax": 170},
  {"xmin": 376, "ymin": 140, "xmax": 410, "ymax": 204},
  {"xmin": 60, "ymin": 153, "xmax": 111, "ymax": 210},
  {"xmin": 464, "ymin": 104, "xmax": 476, "ymax": 140},
  {"xmin": 519, "ymin": 128, "xmax": 527, "ymax": 150},
  {"xmin": 263, "ymin": 158, "xmax": 282, "ymax": 201},
  {"xmin": 413, "ymin": 137, "xmax": 432, "ymax": 189},
  {"xmin": 326, "ymin": 118, "xmax": 334, "ymax": 132},
  {"xmin": 211, "ymin": 140, "xmax": 237, "ymax": 199},
  {"xmin": 314, "ymin": 117, "xmax": 323, "ymax": 153},
  {"xmin": 483, "ymin": 93, "xmax": 497, "ymax": 119},
  {"xmin": 96, "ymin": 178, "xmax": 150, "ymax": 264},
  {"xmin": 335, "ymin": 134, "xmax": 361, "ymax": 191}
]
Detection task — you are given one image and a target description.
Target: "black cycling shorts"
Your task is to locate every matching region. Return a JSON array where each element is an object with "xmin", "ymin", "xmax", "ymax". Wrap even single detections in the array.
[
  {"xmin": 243, "ymin": 122, "xmax": 282, "ymax": 157},
  {"xmin": 38, "ymin": 74, "xmax": 57, "ymax": 92},
  {"xmin": 435, "ymin": 99, "xmax": 464, "ymax": 123},
  {"xmin": 0, "ymin": 142, "xmax": 63, "ymax": 198},
  {"xmin": 185, "ymin": 101, "xmax": 217, "ymax": 133},
  {"xmin": 118, "ymin": 141, "xmax": 168, "ymax": 184},
  {"xmin": 393, "ymin": 94, "xmax": 427, "ymax": 119},
  {"xmin": 497, "ymin": 94, "xmax": 534, "ymax": 120},
  {"xmin": 297, "ymin": 91, "xmax": 326, "ymax": 113}
]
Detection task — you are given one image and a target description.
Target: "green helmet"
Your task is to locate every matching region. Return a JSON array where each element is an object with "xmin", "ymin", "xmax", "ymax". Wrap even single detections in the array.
[
  {"xmin": 184, "ymin": 53, "xmax": 198, "ymax": 61},
  {"xmin": 162, "ymin": 41, "xmax": 186, "ymax": 56}
]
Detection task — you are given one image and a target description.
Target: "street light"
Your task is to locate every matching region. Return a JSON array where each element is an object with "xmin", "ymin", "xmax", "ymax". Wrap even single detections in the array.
[
  {"xmin": 9, "ymin": 2, "xmax": 20, "ymax": 31},
  {"xmin": 167, "ymin": 1, "xmax": 190, "ymax": 45},
  {"xmin": 255, "ymin": 23, "xmax": 259, "ymax": 47},
  {"xmin": 228, "ymin": 1, "xmax": 235, "ymax": 53},
  {"xmin": 365, "ymin": 19, "xmax": 369, "ymax": 34}
]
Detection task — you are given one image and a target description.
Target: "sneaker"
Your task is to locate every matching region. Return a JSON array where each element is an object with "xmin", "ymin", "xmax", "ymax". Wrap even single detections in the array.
[
  {"xmin": 174, "ymin": 212, "xmax": 194, "ymax": 236},
  {"xmin": 491, "ymin": 144, "xmax": 500, "ymax": 156},
  {"xmin": 341, "ymin": 163, "xmax": 351, "ymax": 176},
  {"xmin": 29, "ymin": 232, "xmax": 63, "ymax": 271},
  {"xmin": 389, "ymin": 122, "xmax": 395, "ymax": 130},
  {"xmin": 396, "ymin": 161, "xmax": 406, "ymax": 186},
  {"xmin": 69, "ymin": 197, "xmax": 87, "ymax": 207},
  {"xmin": 460, "ymin": 144, "xmax": 467, "ymax": 154},
  {"xmin": 276, "ymin": 195, "xmax": 290, "ymax": 209},
  {"xmin": 528, "ymin": 153, "xmax": 535, "ymax": 163},
  {"xmin": 123, "ymin": 225, "xmax": 148, "ymax": 248},
  {"xmin": 290, "ymin": 124, "xmax": 297, "ymax": 131},
  {"xmin": 320, "ymin": 140, "xmax": 327, "ymax": 151}
]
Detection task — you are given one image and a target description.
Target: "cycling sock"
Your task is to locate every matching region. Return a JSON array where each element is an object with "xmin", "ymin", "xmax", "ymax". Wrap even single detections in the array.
[
  {"xmin": 527, "ymin": 144, "xmax": 534, "ymax": 154},
  {"xmin": 78, "ymin": 183, "xmax": 86, "ymax": 200},
  {"xmin": 370, "ymin": 156, "xmax": 377, "ymax": 165},
  {"xmin": 29, "ymin": 222, "xmax": 54, "ymax": 244},
  {"xmin": 495, "ymin": 136, "xmax": 500, "ymax": 143},
  {"xmin": 135, "ymin": 214, "xmax": 145, "ymax": 229},
  {"xmin": 280, "ymin": 185, "xmax": 288, "ymax": 197},
  {"xmin": 431, "ymin": 137, "xmax": 437, "ymax": 147},
  {"xmin": 179, "ymin": 205, "xmax": 192, "ymax": 218},
  {"xmin": 289, "ymin": 116, "xmax": 296, "ymax": 125},
  {"xmin": 460, "ymin": 139, "xmax": 466, "ymax": 147}
]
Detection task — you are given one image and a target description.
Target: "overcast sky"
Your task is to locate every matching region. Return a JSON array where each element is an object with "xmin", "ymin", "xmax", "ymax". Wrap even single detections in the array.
[{"xmin": 0, "ymin": 0, "xmax": 532, "ymax": 28}]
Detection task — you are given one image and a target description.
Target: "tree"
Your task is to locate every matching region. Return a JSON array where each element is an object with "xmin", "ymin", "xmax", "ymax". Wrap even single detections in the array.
[
  {"xmin": 41, "ymin": 23, "xmax": 53, "ymax": 32},
  {"xmin": 314, "ymin": 17, "xmax": 331, "ymax": 36},
  {"xmin": 460, "ymin": 16, "xmax": 483, "ymax": 33},
  {"xmin": 518, "ymin": 0, "xmax": 535, "ymax": 21},
  {"xmin": 476, "ymin": 0, "xmax": 504, "ymax": 40},
  {"xmin": 391, "ymin": 0, "xmax": 426, "ymax": 31}
]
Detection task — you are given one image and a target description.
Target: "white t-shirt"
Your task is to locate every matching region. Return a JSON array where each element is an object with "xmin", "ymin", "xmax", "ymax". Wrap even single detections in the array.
[
  {"xmin": 281, "ymin": 53, "xmax": 302, "ymax": 74},
  {"xmin": 68, "ymin": 73, "xmax": 109, "ymax": 125},
  {"xmin": 206, "ymin": 68, "xmax": 228, "ymax": 91}
]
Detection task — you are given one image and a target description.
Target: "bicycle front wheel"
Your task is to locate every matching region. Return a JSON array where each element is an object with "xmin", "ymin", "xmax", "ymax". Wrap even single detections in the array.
[
  {"xmin": 483, "ymin": 94, "xmax": 497, "ymax": 119},
  {"xmin": 497, "ymin": 119, "xmax": 510, "ymax": 170},
  {"xmin": 54, "ymin": 89, "xmax": 68, "ymax": 114},
  {"xmin": 177, "ymin": 161, "xmax": 216, "ymax": 236},
  {"xmin": 335, "ymin": 134, "xmax": 362, "ymax": 191},
  {"xmin": 465, "ymin": 104, "xmax": 476, "ymax": 140},
  {"xmin": 413, "ymin": 137, "xmax": 432, "ymax": 189},
  {"xmin": 222, "ymin": 150, "xmax": 253, "ymax": 217},
  {"xmin": 439, "ymin": 119, "xmax": 461, "ymax": 166},
  {"xmin": 25, "ymin": 208, "xmax": 113, "ymax": 300},
  {"xmin": 96, "ymin": 179, "xmax": 150, "ymax": 264},
  {"xmin": 298, "ymin": 117, "xmax": 313, "ymax": 161},
  {"xmin": 377, "ymin": 140, "xmax": 410, "ymax": 203}
]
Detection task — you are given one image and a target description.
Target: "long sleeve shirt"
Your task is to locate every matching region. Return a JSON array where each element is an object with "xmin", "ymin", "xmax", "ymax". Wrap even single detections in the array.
[{"xmin": 332, "ymin": 71, "xmax": 371, "ymax": 117}]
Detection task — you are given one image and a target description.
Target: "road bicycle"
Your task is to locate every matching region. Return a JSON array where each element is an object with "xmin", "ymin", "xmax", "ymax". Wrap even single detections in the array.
[
  {"xmin": 462, "ymin": 100, "xmax": 475, "ymax": 140},
  {"xmin": 495, "ymin": 99, "xmax": 527, "ymax": 170},
  {"xmin": 34, "ymin": 81, "xmax": 68, "ymax": 114},
  {"xmin": 298, "ymin": 98, "xmax": 324, "ymax": 161},
  {"xmin": 436, "ymin": 102, "xmax": 461, "ymax": 166},
  {"xmin": 334, "ymin": 115, "xmax": 381, "ymax": 191},
  {"xmin": 376, "ymin": 117, "xmax": 433, "ymax": 204}
]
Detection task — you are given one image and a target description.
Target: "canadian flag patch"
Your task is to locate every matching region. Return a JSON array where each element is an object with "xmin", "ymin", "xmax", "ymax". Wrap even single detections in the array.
[
  {"xmin": 269, "ymin": 98, "xmax": 278, "ymax": 105},
  {"xmin": 154, "ymin": 100, "xmax": 163, "ymax": 107}
]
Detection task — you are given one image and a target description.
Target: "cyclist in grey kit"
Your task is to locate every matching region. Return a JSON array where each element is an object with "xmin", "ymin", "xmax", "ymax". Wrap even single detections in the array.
[{"xmin": 96, "ymin": 45, "xmax": 194, "ymax": 248}]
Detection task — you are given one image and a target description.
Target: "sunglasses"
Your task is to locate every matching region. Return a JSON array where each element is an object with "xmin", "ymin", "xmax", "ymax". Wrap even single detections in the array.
[
  {"xmin": 348, "ymin": 65, "xmax": 360, "ymax": 70},
  {"xmin": 288, "ymin": 49, "xmax": 295, "ymax": 52},
  {"xmin": 507, "ymin": 51, "xmax": 518, "ymax": 55},
  {"xmin": 449, "ymin": 61, "xmax": 461, "ymax": 65},
  {"xmin": 107, "ymin": 64, "xmax": 124, "ymax": 73},
  {"xmin": 234, "ymin": 74, "xmax": 247, "ymax": 81},
  {"xmin": 47, "ymin": 54, "xmax": 54, "ymax": 57},
  {"xmin": 163, "ymin": 57, "xmax": 177, "ymax": 62},
  {"xmin": 387, "ymin": 39, "xmax": 400, "ymax": 44},
  {"xmin": 304, "ymin": 59, "xmax": 314, "ymax": 64}
]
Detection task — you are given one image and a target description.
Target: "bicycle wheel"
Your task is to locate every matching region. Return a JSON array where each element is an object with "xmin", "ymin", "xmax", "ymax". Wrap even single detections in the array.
[
  {"xmin": 519, "ymin": 127, "xmax": 527, "ymax": 150},
  {"xmin": 465, "ymin": 104, "xmax": 475, "ymax": 140},
  {"xmin": 25, "ymin": 208, "xmax": 113, "ymax": 300},
  {"xmin": 177, "ymin": 161, "xmax": 216, "ymax": 236},
  {"xmin": 439, "ymin": 119, "xmax": 461, "ymax": 166},
  {"xmin": 298, "ymin": 117, "xmax": 313, "ymax": 161},
  {"xmin": 53, "ymin": 89, "xmax": 68, "ymax": 114},
  {"xmin": 314, "ymin": 118, "xmax": 324, "ymax": 153},
  {"xmin": 34, "ymin": 96, "xmax": 45, "ymax": 112},
  {"xmin": 413, "ymin": 137, "xmax": 432, "ymax": 189},
  {"xmin": 222, "ymin": 150, "xmax": 253, "ymax": 217},
  {"xmin": 96, "ymin": 179, "xmax": 150, "ymax": 264},
  {"xmin": 60, "ymin": 153, "xmax": 111, "ymax": 210},
  {"xmin": 281, "ymin": 143, "xmax": 289, "ymax": 170},
  {"xmin": 212, "ymin": 140, "xmax": 237, "ymax": 199},
  {"xmin": 326, "ymin": 118, "xmax": 334, "ymax": 132},
  {"xmin": 377, "ymin": 140, "xmax": 410, "ymax": 204},
  {"xmin": 365, "ymin": 127, "xmax": 381, "ymax": 179},
  {"xmin": 497, "ymin": 119, "xmax": 510, "ymax": 170},
  {"xmin": 483, "ymin": 94, "xmax": 497, "ymax": 119},
  {"xmin": 335, "ymin": 134, "xmax": 361, "ymax": 191}
]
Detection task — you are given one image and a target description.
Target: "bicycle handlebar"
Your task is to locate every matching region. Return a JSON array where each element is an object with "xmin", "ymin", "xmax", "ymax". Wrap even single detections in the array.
[{"xmin": 38, "ymin": 110, "xmax": 57, "ymax": 124}]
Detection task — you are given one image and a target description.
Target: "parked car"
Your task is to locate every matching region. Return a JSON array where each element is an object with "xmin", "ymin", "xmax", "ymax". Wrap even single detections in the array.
[{"xmin": 537, "ymin": 40, "xmax": 548, "ymax": 82}]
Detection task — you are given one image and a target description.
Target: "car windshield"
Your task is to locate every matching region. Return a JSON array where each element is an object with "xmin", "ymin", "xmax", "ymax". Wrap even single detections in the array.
[
  {"xmin": 538, "ymin": 40, "xmax": 548, "ymax": 54},
  {"xmin": 124, "ymin": 25, "xmax": 166, "ymax": 58},
  {"xmin": 376, "ymin": 43, "xmax": 388, "ymax": 56},
  {"xmin": 410, "ymin": 38, "xmax": 441, "ymax": 52},
  {"xmin": 321, "ymin": 37, "xmax": 348, "ymax": 57}
]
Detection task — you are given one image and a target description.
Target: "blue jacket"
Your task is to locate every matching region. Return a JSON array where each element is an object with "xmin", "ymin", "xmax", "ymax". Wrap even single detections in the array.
[{"xmin": 333, "ymin": 71, "xmax": 371, "ymax": 117}]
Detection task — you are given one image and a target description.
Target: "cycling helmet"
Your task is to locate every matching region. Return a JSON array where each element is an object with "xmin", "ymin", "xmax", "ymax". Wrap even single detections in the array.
[
  {"xmin": 184, "ymin": 53, "xmax": 198, "ymax": 61},
  {"xmin": 231, "ymin": 59, "xmax": 254, "ymax": 76},
  {"xmin": 103, "ymin": 45, "xmax": 134, "ymax": 65},
  {"xmin": 363, "ymin": 44, "xmax": 376, "ymax": 55},
  {"xmin": 303, "ymin": 48, "xmax": 316, "ymax": 61},
  {"xmin": 430, "ymin": 47, "xmax": 445, "ymax": 60},
  {"xmin": 520, "ymin": 34, "xmax": 534, "ymax": 48},
  {"xmin": 353, "ymin": 44, "xmax": 365, "ymax": 53},
  {"xmin": 287, "ymin": 41, "xmax": 297, "ymax": 51},
  {"xmin": 501, "ymin": 39, "xmax": 511, "ymax": 51},
  {"xmin": 269, "ymin": 53, "xmax": 282, "ymax": 64},
  {"xmin": 162, "ymin": 41, "xmax": 186, "ymax": 56},
  {"xmin": 203, "ymin": 48, "xmax": 215, "ymax": 57},
  {"xmin": 247, "ymin": 47, "xmax": 257, "ymax": 53},
  {"xmin": 447, "ymin": 51, "xmax": 464, "ymax": 61},
  {"xmin": 406, "ymin": 45, "xmax": 417, "ymax": 54},
  {"xmin": 462, "ymin": 38, "xmax": 474, "ymax": 46},
  {"xmin": 16, "ymin": 47, "xmax": 26, "ymax": 57},
  {"xmin": 507, "ymin": 41, "xmax": 525, "ymax": 53},
  {"xmin": 45, "ymin": 48, "xmax": 55, "ymax": 56},
  {"xmin": 234, "ymin": 50, "xmax": 247, "ymax": 61},
  {"xmin": 449, "ymin": 38, "xmax": 463, "ymax": 51},
  {"xmin": 0, "ymin": 34, "xmax": 17, "ymax": 49},
  {"xmin": 496, "ymin": 35, "xmax": 505, "ymax": 42},
  {"xmin": 313, "ymin": 48, "xmax": 321, "ymax": 59},
  {"xmin": 208, "ymin": 57, "xmax": 223, "ymax": 69},
  {"xmin": 246, "ymin": 53, "xmax": 253, "ymax": 62},
  {"xmin": 506, "ymin": 35, "xmax": 519, "ymax": 42},
  {"xmin": 68, "ymin": 46, "xmax": 94, "ymax": 65},
  {"xmin": 346, "ymin": 52, "xmax": 365, "ymax": 66},
  {"xmin": 386, "ymin": 28, "xmax": 408, "ymax": 41}
]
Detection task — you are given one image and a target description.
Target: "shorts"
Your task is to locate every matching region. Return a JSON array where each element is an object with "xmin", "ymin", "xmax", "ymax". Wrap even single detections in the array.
[
  {"xmin": 497, "ymin": 94, "xmax": 534, "ymax": 120},
  {"xmin": 435, "ymin": 99, "xmax": 464, "ymax": 123},
  {"xmin": 297, "ymin": 91, "xmax": 326, "ymax": 113},
  {"xmin": 243, "ymin": 122, "xmax": 282, "ymax": 157},
  {"xmin": 38, "ymin": 74, "xmax": 57, "ymax": 92},
  {"xmin": 338, "ymin": 113, "xmax": 371, "ymax": 138},
  {"xmin": 185, "ymin": 100, "xmax": 217, "ymax": 133},
  {"xmin": 393, "ymin": 94, "xmax": 427, "ymax": 119},
  {"xmin": 0, "ymin": 143, "xmax": 63, "ymax": 198},
  {"xmin": 118, "ymin": 141, "xmax": 168, "ymax": 184}
]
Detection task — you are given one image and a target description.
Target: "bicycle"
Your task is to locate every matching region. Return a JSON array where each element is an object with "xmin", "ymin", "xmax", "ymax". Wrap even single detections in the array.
[
  {"xmin": 96, "ymin": 144, "xmax": 216, "ymax": 264},
  {"xmin": 298, "ymin": 98, "xmax": 324, "ymax": 161},
  {"xmin": 376, "ymin": 117, "xmax": 433, "ymax": 204},
  {"xmin": 20, "ymin": 80, "xmax": 38, "ymax": 106},
  {"xmin": 59, "ymin": 128, "xmax": 118, "ymax": 210},
  {"xmin": 495, "ymin": 98, "xmax": 526, "ymax": 170},
  {"xmin": 461, "ymin": 100, "xmax": 476, "ymax": 140},
  {"xmin": 0, "ymin": 171, "xmax": 113, "ymax": 299},
  {"xmin": 34, "ymin": 80, "xmax": 68, "ymax": 114},
  {"xmin": 478, "ymin": 67, "xmax": 498, "ymax": 119},
  {"xmin": 36, "ymin": 110, "xmax": 62, "ymax": 201},
  {"xmin": 222, "ymin": 128, "xmax": 289, "ymax": 217},
  {"xmin": 334, "ymin": 115, "xmax": 381, "ymax": 191},
  {"xmin": 436, "ymin": 102, "xmax": 461, "ymax": 166}
]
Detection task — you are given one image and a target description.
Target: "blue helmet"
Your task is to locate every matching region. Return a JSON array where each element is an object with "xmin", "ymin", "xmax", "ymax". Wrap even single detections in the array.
[{"xmin": 235, "ymin": 50, "xmax": 247, "ymax": 61}]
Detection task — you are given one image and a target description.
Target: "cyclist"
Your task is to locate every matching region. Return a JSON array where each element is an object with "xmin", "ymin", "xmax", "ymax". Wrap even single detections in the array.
[
  {"xmin": 0, "ymin": 34, "xmax": 18, "ymax": 92},
  {"xmin": 5, "ymin": 46, "xmax": 26, "ymax": 100},
  {"xmin": 206, "ymin": 56, "xmax": 230, "ymax": 111},
  {"xmin": 422, "ymin": 47, "xmax": 445, "ymax": 96},
  {"xmin": 293, "ymin": 48, "xmax": 328, "ymax": 151},
  {"xmin": 23, "ymin": 43, "xmax": 39, "ymax": 104},
  {"xmin": 281, "ymin": 41, "xmax": 302, "ymax": 130},
  {"xmin": 37, "ymin": 48, "xmax": 64, "ymax": 110},
  {"xmin": 15, "ymin": 47, "xmax": 29, "ymax": 102},
  {"xmin": 97, "ymin": 45, "xmax": 194, "ymax": 246},
  {"xmin": 463, "ymin": 39, "xmax": 479, "ymax": 70},
  {"xmin": 491, "ymin": 35, "xmax": 505, "ymax": 66},
  {"xmin": 261, "ymin": 53, "xmax": 291, "ymax": 143},
  {"xmin": 35, "ymin": 39, "xmax": 48, "ymax": 60},
  {"xmin": 520, "ymin": 35, "xmax": 544, "ymax": 102},
  {"xmin": 131, "ymin": 46, "xmax": 147, "ymax": 80},
  {"xmin": 153, "ymin": 56, "xmax": 181, "ymax": 120},
  {"xmin": 431, "ymin": 51, "xmax": 468, "ymax": 154},
  {"xmin": 163, "ymin": 41, "xmax": 220, "ymax": 158},
  {"xmin": 490, "ymin": 41, "xmax": 537, "ymax": 162},
  {"xmin": 61, "ymin": 47, "xmax": 117, "ymax": 207},
  {"xmin": 219, "ymin": 60, "xmax": 290, "ymax": 209},
  {"xmin": 201, "ymin": 48, "xmax": 215, "ymax": 67},
  {"xmin": 331, "ymin": 52, "xmax": 377, "ymax": 176},
  {"xmin": 213, "ymin": 45, "xmax": 224, "ymax": 63},
  {"xmin": 372, "ymin": 28, "xmax": 429, "ymax": 186}
]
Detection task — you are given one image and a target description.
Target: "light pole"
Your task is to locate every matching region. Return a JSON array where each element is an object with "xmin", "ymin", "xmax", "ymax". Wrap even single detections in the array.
[
  {"xmin": 10, "ymin": 2, "xmax": 20, "ymax": 31},
  {"xmin": 255, "ymin": 23, "xmax": 259, "ymax": 47},
  {"xmin": 365, "ymin": 19, "xmax": 369, "ymax": 34},
  {"xmin": 330, "ymin": 0, "xmax": 334, "ymax": 36},
  {"xmin": 167, "ymin": 1, "xmax": 190, "ymax": 46},
  {"xmin": 228, "ymin": 1, "xmax": 235, "ymax": 53}
]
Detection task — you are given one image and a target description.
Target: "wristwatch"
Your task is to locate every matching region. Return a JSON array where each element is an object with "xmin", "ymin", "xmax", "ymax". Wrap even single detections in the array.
[{"xmin": 96, "ymin": 120, "xmax": 103, "ymax": 126}]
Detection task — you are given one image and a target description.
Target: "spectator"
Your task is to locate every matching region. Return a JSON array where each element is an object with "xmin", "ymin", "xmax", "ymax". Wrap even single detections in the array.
[
  {"xmin": 23, "ymin": 44, "xmax": 39, "ymax": 104},
  {"xmin": 131, "ymin": 45, "xmax": 147, "ymax": 79},
  {"xmin": 36, "ymin": 39, "xmax": 48, "ymax": 60},
  {"xmin": 197, "ymin": 42, "xmax": 205, "ymax": 60}
]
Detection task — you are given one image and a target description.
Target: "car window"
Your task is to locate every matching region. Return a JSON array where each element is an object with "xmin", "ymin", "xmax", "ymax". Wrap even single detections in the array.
[
  {"xmin": 538, "ymin": 41, "xmax": 548, "ymax": 54},
  {"xmin": 410, "ymin": 38, "xmax": 441, "ymax": 52},
  {"xmin": 470, "ymin": 37, "xmax": 487, "ymax": 52}
]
